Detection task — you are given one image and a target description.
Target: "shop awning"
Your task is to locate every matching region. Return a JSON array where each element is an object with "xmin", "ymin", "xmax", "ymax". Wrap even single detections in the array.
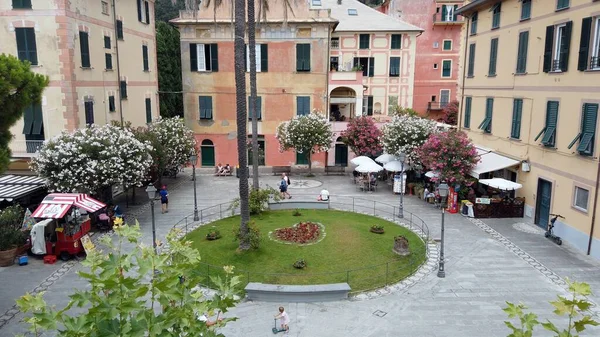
[
  {"xmin": 479, "ymin": 178, "xmax": 523, "ymax": 191},
  {"xmin": 31, "ymin": 193, "xmax": 106, "ymax": 219},
  {"xmin": 470, "ymin": 146, "xmax": 520, "ymax": 179},
  {"xmin": 0, "ymin": 175, "xmax": 46, "ymax": 202}
]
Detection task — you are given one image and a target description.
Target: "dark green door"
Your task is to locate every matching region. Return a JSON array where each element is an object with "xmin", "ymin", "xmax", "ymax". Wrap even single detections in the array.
[
  {"xmin": 334, "ymin": 144, "xmax": 348, "ymax": 167},
  {"xmin": 535, "ymin": 179, "xmax": 552, "ymax": 229},
  {"xmin": 296, "ymin": 151, "xmax": 309, "ymax": 165},
  {"xmin": 200, "ymin": 139, "xmax": 215, "ymax": 167}
]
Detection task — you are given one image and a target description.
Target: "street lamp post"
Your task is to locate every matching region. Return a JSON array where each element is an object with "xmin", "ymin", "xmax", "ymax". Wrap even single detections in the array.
[
  {"xmin": 189, "ymin": 153, "xmax": 199, "ymax": 221},
  {"xmin": 397, "ymin": 152, "xmax": 406, "ymax": 219},
  {"xmin": 145, "ymin": 184, "xmax": 158, "ymax": 254},
  {"xmin": 437, "ymin": 182, "xmax": 449, "ymax": 278}
]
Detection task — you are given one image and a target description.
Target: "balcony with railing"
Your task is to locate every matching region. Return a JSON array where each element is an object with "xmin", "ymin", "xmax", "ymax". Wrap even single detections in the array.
[
  {"xmin": 10, "ymin": 140, "xmax": 44, "ymax": 158},
  {"xmin": 427, "ymin": 102, "xmax": 449, "ymax": 111},
  {"xmin": 329, "ymin": 69, "xmax": 364, "ymax": 86},
  {"xmin": 590, "ymin": 56, "xmax": 600, "ymax": 70},
  {"xmin": 432, "ymin": 12, "xmax": 465, "ymax": 25}
]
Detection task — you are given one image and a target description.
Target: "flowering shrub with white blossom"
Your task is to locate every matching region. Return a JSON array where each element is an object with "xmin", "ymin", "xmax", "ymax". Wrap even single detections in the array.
[
  {"xmin": 31, "ymin": 124, "xmax": 153, "ymax": 195},
  {"xmin": 148, "ymin": 117, "xmax": 198, "ymax": 169},
  {"xmin": 380, "ymin": 115, "xmax": 437, "ymax": 170},
  {"xmin": 275, "ymin": 110, "xmax": 333, "ymax": 172}
]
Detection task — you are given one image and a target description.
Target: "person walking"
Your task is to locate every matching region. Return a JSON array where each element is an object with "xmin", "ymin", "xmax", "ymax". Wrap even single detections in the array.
[
  {"xmin": 279, "ymin": 174, "xmax": 291, "ymax": 199},
  {"xmin": 159, "ymin": 185, "xmax": 169, "ymax": 213}
]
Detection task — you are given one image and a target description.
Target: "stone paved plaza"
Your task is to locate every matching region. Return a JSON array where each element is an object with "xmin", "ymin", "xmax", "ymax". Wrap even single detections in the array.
[{"xmin": 1, "ymin": 170, "xmax": 600, "ymax": 336}]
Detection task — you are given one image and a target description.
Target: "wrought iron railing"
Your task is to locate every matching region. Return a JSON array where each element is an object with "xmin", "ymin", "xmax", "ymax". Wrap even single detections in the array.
[{"xmin": 432, "ymin": 12, "xmax": 464, "ymax": 23}]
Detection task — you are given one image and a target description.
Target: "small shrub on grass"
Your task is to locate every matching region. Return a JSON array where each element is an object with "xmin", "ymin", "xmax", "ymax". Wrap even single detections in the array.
[
  {"xmin": 293, "ymin": 259, "xmax": 306, "ymax": 269},
  {"xmin": 230, "ymin": 187, "xmax": 281, "ymax": 216},
  {"xmin": 292, "ymin": 209, "xmax": 302, "ymax": 217},
  {"xmin": 206, "ymin": 226, "xmax": 222, "ymax": 240},
  {"xmin": 370, "ymin": 225, "xmax": 385, "ymax": 234},
  {"xmin": 233, "ymin": 221, "xmax": 262, "ymax": 249}
]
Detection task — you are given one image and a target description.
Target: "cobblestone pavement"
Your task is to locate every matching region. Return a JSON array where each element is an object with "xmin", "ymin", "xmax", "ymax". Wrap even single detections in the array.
[{"xmin": 1, "ymin": 173, "xmax": 600, "ymax": 336}]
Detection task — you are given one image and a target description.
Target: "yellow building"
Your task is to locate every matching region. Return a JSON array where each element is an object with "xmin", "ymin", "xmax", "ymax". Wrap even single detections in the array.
[
  {"xmin": 457, "ymin": 0, "xmax": 600, "ymax": 258},
  {"xmin": 2, "ymin": 0, "xmax": 158, "ymax": 165}
]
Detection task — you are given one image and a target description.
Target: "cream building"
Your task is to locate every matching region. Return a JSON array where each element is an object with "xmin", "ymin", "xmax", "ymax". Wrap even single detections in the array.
[
  {"xmin": 2, "ymin": 0, "xmax": 158, "ymax": 168},
  {"xmin": 457, "ymin": 0, "xmax": 600, "ymax": 258}
]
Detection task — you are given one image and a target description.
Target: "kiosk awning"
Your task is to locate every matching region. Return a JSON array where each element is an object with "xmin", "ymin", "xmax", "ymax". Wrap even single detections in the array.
[
  {"xmin": 32, "ymin": 193, "xmax": 106, "ymax": 219},
  {"xmin": 470, "ymin": 147, "xmax": 520, "ymax": 179},
  {"xmin": 0, "ymin": 175, "xmax": 46, "ymax": 202}
]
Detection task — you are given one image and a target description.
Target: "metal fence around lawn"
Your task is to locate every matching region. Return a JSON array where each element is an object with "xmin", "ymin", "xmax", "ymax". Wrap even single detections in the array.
[{"xmin": 169, "ymin": 194, "xmax": 431, "ymax": 294}]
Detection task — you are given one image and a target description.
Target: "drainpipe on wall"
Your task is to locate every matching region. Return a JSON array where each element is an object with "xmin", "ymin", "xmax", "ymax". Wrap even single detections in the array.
[
  {"xmin": 457, "ymin": 16, "xmax": 470, "ymax": 132},
  {"xmin": 325, "ymin": 22, "xmax": 332, "ymax": 167},
  {"xmin": 112, "ymin": 0, "xmax": 124, "ymax": 127},
  {"xmin": 587, "ymin": 160, "xmax": 600, "ymax": 255}
]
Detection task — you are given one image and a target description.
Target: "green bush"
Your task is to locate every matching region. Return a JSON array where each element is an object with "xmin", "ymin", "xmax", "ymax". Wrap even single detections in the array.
[
  {"xmin": 0, "ymin": 205, "xmax": 24, "ymax": 229},
  {"xmin": 0, "ymin": 205, "xmax": 25, "ymax": 251},
  {"xmin": 230, "ymin": 187, "xmax": 281, "ymax": 216},
  {"xmin": 232, "ymin": 220, "xmax": 261, "ymax": 249},
  {"xmin": 292, "ymin": 209, "xmax": 302, "ymax": 216}
]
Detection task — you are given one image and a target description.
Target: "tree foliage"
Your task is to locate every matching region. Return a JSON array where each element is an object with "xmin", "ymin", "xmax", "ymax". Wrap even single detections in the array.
[
  {"xmin": 417, "ymin": 130, "xmax": 479, "ymax": 185},
  {"xmin": 0, "ymin": 54, "xmax": 49, "ymax": 174},
  {"xmin": 157, "ymin": 21, "xmax": 183, "ymax": 118},
  {"xmin": 155, "ymin": 0, "xmax": 186, "ymax": 22},
  {"xmin": 276, "ymin": 110, "xmax": 334, "ymax": 172},
  {"xmin": 442, "ymin": 101, "xmax": 459, "ymax": 126},
  {"xmin": 30, "ymin": 125, "xmax": 153, "ymax": 198},
  {"xmin": 380, "ymin": 115, "xmax": 436, "ymax": 169},
  {"xmin": 17, "ymin": 223, "xmax": 242, "ymax": 337},
  {"xmin": 390, "ymin": 105, "xmax": 419, "ymax": 117},
  {"xmin": 340, "ymin": 116, "xmax": 382, "ymax": 157}
]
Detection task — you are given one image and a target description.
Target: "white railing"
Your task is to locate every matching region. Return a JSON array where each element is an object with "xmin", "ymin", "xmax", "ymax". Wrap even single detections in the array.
[{"xmin": 10, "ymin": 140, "xmax": 44, "ymax": 157}]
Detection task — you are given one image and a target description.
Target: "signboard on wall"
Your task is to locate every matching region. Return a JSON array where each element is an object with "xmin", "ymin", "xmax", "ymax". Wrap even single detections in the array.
[{"xmin": 476, "ymin": 198, "xmax": 491, "ymax": 204}]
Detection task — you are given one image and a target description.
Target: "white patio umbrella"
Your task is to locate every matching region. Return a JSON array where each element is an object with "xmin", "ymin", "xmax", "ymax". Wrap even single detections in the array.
[
  {"xmin": 425, "ymin": 171, "xmax": 440, "ymax": 178},
  {"xmin": 383, "ymin": 160, "xmax": 412, "ymax": 172},
  {"xmin": 375, "ymin": 153, "xmax": 397, "ymax": 164},
  {"xmin": 355, "ymin": 161, "xmax": 384, "ymax": 173},
  {"xmin": 350, "ymin": 156, "xmax": 375, "ymax": 166},
  {"xmin": 479, "ymin": 178, "xmax": 523, "ymax": 191}
]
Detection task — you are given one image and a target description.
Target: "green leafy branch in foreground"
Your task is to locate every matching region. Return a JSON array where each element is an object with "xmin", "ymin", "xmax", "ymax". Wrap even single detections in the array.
[
  {"xmin": 16, "ymin": 222, "xmax": 242, "ymax": 337},
  {"xmin": 503, "ymin": 280, "xmax": 599, "ymax": 337}
]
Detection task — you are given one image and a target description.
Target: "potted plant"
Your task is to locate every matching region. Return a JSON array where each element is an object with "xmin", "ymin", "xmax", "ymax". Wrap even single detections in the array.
[
  {"xmin": 293, "ymin": 258, "xmax": 306, "ymax": 269},
  {"xmin": 370, "ymin": 225, "xmax": 385, "ymax": 234},
  {"xmin": 0, "ymin": 205, "xmax": 27, "ymax": 267},
  {"xmin": 205, "ymin": 226, "xmax": 222, "ymax": 241}
]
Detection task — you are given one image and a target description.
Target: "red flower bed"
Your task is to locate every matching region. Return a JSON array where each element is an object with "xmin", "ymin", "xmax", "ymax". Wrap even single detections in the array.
[{"xmin": 274, "ymin": 222, "xmax": 321, "ymax": 244}]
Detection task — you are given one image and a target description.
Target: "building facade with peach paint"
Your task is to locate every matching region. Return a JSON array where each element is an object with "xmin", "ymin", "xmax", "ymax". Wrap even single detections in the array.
[
  {"xmin": 173, "ymin": 0, "xmax": 421, "ymax": 168},
  {"xmin": 2, "ymin": 0, "xmax": 158, "ymax": 171},
  {"xmin": 456, "ymin": 0, "xmax": 600, "ymax": 258}
]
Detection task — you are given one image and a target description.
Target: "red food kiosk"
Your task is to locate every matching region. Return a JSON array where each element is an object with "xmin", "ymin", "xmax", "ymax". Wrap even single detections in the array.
[{"xmin": 30, "ymin": 193, "xmax": 106, "ymax": 260}]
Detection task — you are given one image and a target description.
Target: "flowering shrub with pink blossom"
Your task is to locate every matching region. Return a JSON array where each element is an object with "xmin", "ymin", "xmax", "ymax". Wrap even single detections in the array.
[
  {"xmin": 340, "ymin": 116, "xmax": 382, "ymax": 156},
  {"xmin": 417, "ymin": 130, "xmax": 479, "ymax": 184}
]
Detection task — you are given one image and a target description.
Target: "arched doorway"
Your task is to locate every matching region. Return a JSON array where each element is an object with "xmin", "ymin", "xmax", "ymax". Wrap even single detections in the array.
[
  {"xmin": 200, "ymin": 139, "xmax": 215, "ymax": 167},
  {"xmin": 329, "ymin": 87, "xmax": 357, "ymax": 121},
  {"xmin": 334, "ymin": 137, "xmax": 348, "ymax": 167}
]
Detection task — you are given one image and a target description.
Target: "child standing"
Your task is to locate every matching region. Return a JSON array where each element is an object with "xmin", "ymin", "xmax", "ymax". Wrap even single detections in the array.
[
  {"xmin": 274, "ymin": 306, "xmax": 290, "ymax": 333},
  {"xmin": 159, "ymin": 185, "xmax": 169, "ymax": 213}
]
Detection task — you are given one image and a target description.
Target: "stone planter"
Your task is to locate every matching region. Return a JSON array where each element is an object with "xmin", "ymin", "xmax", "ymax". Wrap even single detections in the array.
[
  {"xmin": 0, "ymin": 247, "xmax": 18, "ymax": 267},
  {"xmin": 369, "ymin": 228, "xmax": 385, "ymax": 234}
]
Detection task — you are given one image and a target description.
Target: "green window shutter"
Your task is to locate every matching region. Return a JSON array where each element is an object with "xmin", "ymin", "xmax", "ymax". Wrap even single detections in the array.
[
  {"xmin": 464, "ymin": 97, "xmax": 472, "ymax": 128},
  {"xmin": 104, "ymin": 36, "xmax": 111, "ymax": 49},
  {"xmin": 442, "ymin": 60, "xmax": 451, "ymax": 77},
  {"xmin": 470, "ymin": 12, "xmax": 478, "ymax": 35},
  {"xmin": 453, "ymin": 5, "xmax": 458, "ymax": 21},
  {"xmin": 578, "ymin": 17, "xmax": 592, "ymax": 71},
  {"xmin": 541, "ymin": 101, "xmax": 558, "ymax": 146},
  {"xmin": 479, "ymin": 98, "xmax": 493, "ymax": 133},
  {"xmin": 210, "ymin": 44, "xmax": 219, "ymax": 72},
  {"xmin": 543, "ymin": 25, "xmax": 554, "ymax": 72},
  {"xmin": 367, "ymin": 96, "xmax": 374, "ymax": 116},
  {"xmin": 137, "ymin": 0, "xmax": 142, "ymax": 22},
  {"xmin": 488, "ymin": 38, "xmax": 498, "ymax": 76},
  {"xmin": 31, "ymin": 104, "xmax": 43, "ymax": 135},
  {"xmin": 296, "ymin": 44, "xmax": 302, "ymax": 71},
  {"xmin": 359, "ymin": 34, "xmax": 370, "ymax": 49},
  {"xmin": 79, "ymin": 31, "xmax": 90, "ymax": 68},
  {"xmin": 144, "ymin": 1, "xmax": 150, "ymax": 24},
  {"xmin": 492, "ymin": 3, "xmax": 501, "ymax": 28},
  {"xmin": 511, "ymin": 99, "xmax": 523, "ymax": 139},
  {"xmin": 297, "ymin": 96, "xmax": 310, "ymax": 116},
  {"xmin": 559, "ymin": 21, "xmax": 572, "ymax": 72},
  {"xmin": 117, "ymin": 20, "xmax": 123, "ymax": 40},
  {"xmin": 260, "ymin": 44, "xmax": 268, "ymax": 72},
  {"xmin": 248, "ymin": 96, "xmax": 262, "ymax": 120},
  {"xmin": 16, "ymin": 28, "xmax": 27, "ymax": 62},
  {"xmin": 304, "ymin": 44, "xmax": 311, "ymax": 71},
  {"xmin": 25, "ymin": 28, "xmax": 37, "ymax": 65},
  {"xmin": 389, "ymin": 57, "xmax": 400, "ymax": 76},
  {"xmin": 296, "ymin": 151, "xmax": 309, "ymax": 165},
  {"xmin": 84, "ymin": 101, "xmax": 94, "ymax": 125},
  {"xmin": 516, "ymin": 31, "xmax": 529, "ymax": 73},
  {"xmin": 521, "ymin": 0, "xmax": 531, "ymax": 20},
  {"xmin": 557, "ymin": 0, "xmax": 569, "ymax": 10},
  {"xmin": 105, "ymin": 53, "xmax": 112, "ymax": 69},
  {"xmin": 22, "ymin": 105, "xmax": 34, "ymax": 134},
  {"xmin": 120, "ymin": 81, "xmax": 127, "ymax": 99},
  {"xmin": 441, "ymin": 5, "xmax": 448, "ymax": 21},
  {"xmin": 145, "ymin": 98, "xmax": 152, "ymax": 123},
  {"xmin": 578, "ymin": 104, "xmax": 598, "ymax": 155},
  {"xmin": 391, "ymin": 34, "xmax": 401, "ymax": 49},
  {"xmin": 368, "ymin": 57, "xmax": 374, "ymax": 77},
  {"xmin": 199, "ymin": 96, "xmax": 213, "ymax": 120},
  {"xmin": 13, "ymin": 0, "xmax": 32, "ymax": 9},
  {"xmin": 190, "ymin": 43, "xmax": 197, "ymax": 71},
  {"xmin": 108, "ymin": 96, "xmax": 115, "ymax": 112},
  {"xmin": 296, "ymin": 44, "xmax": 310, "ymax": 71},
  {"xmin": 142, "ymin": 45, "xmax": 149, "ymax": 71},
  {"xmin": 468, "ymin": 43, "xmax": 476, "ymax": 76}
]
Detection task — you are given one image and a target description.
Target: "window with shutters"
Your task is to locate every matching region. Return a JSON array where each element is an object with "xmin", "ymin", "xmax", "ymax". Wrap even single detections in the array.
[
  {"xmin": 84, "ymin": 101, "xmax": 94, "ymax": 125},
  {"xmin": 442, "ymin": 60, "xmax": 452, "ymax": 78},
  {"xmin": 353, "ymin": 57, "xmax": 374, "ymax": 77},
  {"xmin": 190, "ymin": 43, "xmax": 219, "ymax": 72},
  {"xmin": 248, "ymin": 135, "xmax": 266, "ymax": 166},
  {"xmin": 199, "ymin": 96, "xmax": 213, "ymax": 120},
  {"xmin": 478, "ymin": 98, "xmax": 493, "ymax": 133},
  {"xmin": 534, "ymin": 101, "xmax": 559, "ymax": 147},
  {"xmin": 440, "ymin": 90, "xmax": 450, "ymax": 108},
  {"xmin": 117, "ymin": 20, "xmax": 124, "ymax": 40},
  {"xmin": 248, "ymin": 96, "xmax": 262, "ymax": 120},
  {"xmin": 330, "ymin": 56, "xmax": 339, "ymax": 71},
  {"xmin": 296, "ymin": 96, "xmax": 310, "ymax": 116},
  {"xmin": 467, "ymin": 43, "xmax": 476, "ymax": 77},
  {"xmin": 13, "ymin": 0, "xmax": 32, "ymax": 9},
  {"xmin": 511, "ymin": 99, "xmax": 523, "ymax": 139},
  {"xmin": 470, "ymin": 12, "xmax": 478, "ymax": 35},
  {"xmin": 441, "ymin": 5, "xmax": 458, "ymax": 22},
  {"xmin": 516, "ymin": 31, "xmax": 529, "ymax": 73},
  {"xmin": 245, "ymin": 44, "xmax": 268, "ymax": 72},
  {"xmin": 556, "ymin": 0, "xmax": 569, "ymax": 10},
  {"xmin": 105, "ymin": 53, "xmax": 113, "ymax": 70},
  {"xmin": 22, "ymin": 104, "xmax": 43, "ymax": 136},
  {"xmin": 543, "ymin": 22, "xmax": 572, "ymax": 72},
  {"xmin": 391, "ymin": 34, "xmax": 402, "ymax": 49},
  {"xmin": 442, "ymin": 40, "xmax": 452, "ymax": 51},
  {"xmin": 359, "ymin": 34, "xmax": 370, "ymax": 49},
  {"xmin": 108, "ymin": 95, "xmax": 116, "ymax": 112},
  {"xmin": 145, "ymin": 98, "xmax": 152, "ymax": 123},
  {"xmin": 296, "ymin": 43, "xmax": 311, "ymax": 72},
  {"xmin": 79, "ymin": 31, "xmax": 91, "ymax": 68},
  {"xmin": 142, "ymin": 45, "xmax": 149, "ymax": 71},
  {"xmin": 491, "ymin": 3, "xmax": 501, "ymax": 29},
  {"xmin": 331, "ymin": 37, "xmax": 339, "ymax": 49},
  {"xmin": 15, "ymin": 28, "xmax": 37, "ymax": 65},
  {"xmin": 363, "ymin": 96, "xmax": 374, "ymax": 116},
  {"xmin": 573, "ymin": 186, "xmax": 590, "ymax": 212},
  {"xmin": 389, "ymin": 57, "xmax": 400, "ymax": 77},
  {"xmin": 104, "ymin": 36, "xmax": 111, "ymax": 49},
  {"xmin": 582, "ymin": 17, "xmax": 600, "ymax": 70},
  {"xmin": 464, "ymin": 97, "xmax": 472, "ymax": 128},
  {"xmin": 388, "ymin": 96, "xmax": 398, "ymax": 114},
  {"xmin": 102, "ymin": 1, "xmax": 109, "ymax": 15},
  {"xmin": 120, "ymin": 81, "xmax": 128, "ymax": 99},
  {"xmin": 137, "ymin": 0, "xmax": 150, "ymax": 24},
  {"xmin": 568, "ymin": 103, "xmax": 598, "ymax": 156},
  {"xmin": 488, "ymin": 38, "xmax": 498, "ymax": 76},
  {"xmin": 521, "ymin": 0, "xmax": 531, "ymax": 20}
]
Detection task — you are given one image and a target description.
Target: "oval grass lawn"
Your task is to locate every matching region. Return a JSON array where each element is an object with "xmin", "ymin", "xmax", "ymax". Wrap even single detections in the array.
[{"xmin": 185, "ymin": 209, "xmax": 426, "ymax": 292}]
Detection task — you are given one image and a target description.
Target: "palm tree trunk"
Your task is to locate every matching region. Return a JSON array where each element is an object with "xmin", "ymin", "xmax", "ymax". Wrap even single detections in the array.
[
  {"xmin": 234, "ymin": 0, "xmax": 251, "ymax": 250},
  {"xmin": 248, "ymin": 0, "xmax": 260, "ymax": 189}
]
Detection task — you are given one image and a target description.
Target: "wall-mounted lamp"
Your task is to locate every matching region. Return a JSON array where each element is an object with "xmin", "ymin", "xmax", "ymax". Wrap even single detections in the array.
[{"xmin": 521, "ymin": 160, "xmax": 531, "ymax": 172}]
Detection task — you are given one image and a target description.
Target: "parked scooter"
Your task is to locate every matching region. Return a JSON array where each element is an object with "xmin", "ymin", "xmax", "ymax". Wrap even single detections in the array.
[{"xmin": 545, "ymin": 213, "xmax": 564, "ymax": 245}]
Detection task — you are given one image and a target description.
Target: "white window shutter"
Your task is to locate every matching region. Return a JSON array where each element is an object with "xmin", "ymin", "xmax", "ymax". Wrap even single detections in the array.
[
  {"xmin": 255, "ymin": 44, "xmax": 261, "ymax": 72},
  {"xmin": 246, "ymin": 45, "xmax": 250, "ymax": 72},
  {"xmin": 197, "ymin": 44, "xmax": 206, "ymax": 71}
]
